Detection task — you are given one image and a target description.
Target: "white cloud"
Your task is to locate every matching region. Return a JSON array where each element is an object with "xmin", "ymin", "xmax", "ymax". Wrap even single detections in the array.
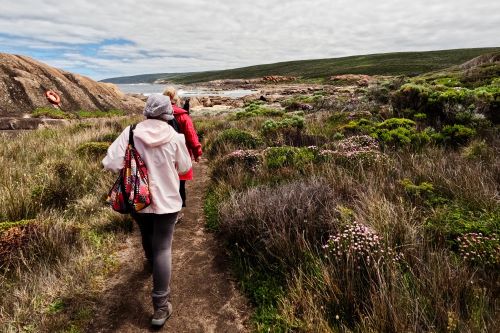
[{"xmin": 0, "ymin": 0, "xmax": 499, "ymax": 79}]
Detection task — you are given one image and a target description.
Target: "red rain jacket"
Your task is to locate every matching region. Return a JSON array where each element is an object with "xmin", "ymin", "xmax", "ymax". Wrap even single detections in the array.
[{"xmin": 173, "ymin": 105, "xmax": 202, "ymax": 180}]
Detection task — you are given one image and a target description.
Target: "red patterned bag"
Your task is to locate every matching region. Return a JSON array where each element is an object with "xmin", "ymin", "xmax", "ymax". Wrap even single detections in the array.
[{"xmin": 107, "ymin": 124, "xmax": 152, "ymax": 213}]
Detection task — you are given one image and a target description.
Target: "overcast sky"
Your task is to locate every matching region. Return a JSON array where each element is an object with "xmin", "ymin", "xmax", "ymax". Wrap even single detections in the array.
[{"xmin": 1, "ymin": 0, "xmax": 499, "ymax": 80}]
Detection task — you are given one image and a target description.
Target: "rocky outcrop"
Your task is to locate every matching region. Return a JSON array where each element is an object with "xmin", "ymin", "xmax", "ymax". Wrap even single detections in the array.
[
  {"xmin": 0, "ymin": 53, "xmax": 144, "ymax": 117},
  {"xmin": 261, "ymin": 75, "xmax": 297, "ymax": 83},
  {"xmin": 330, "ymin": 74, "xmax": 374, "ymax": 86},
  {"xmin": 459, "ymin": 52, "xmax": 500, "ymax": 70}
]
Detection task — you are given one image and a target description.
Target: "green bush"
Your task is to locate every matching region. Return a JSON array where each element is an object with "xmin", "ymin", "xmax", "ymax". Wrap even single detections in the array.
[
  {"xmin": 76, "ymin": 109, "xmax": 125, "ymax": 118},
  {"xmin": 261, "ymin": 116, "xmax": 306, "ymax": 146},
  {"xmin": 400, "ymin": 179, "xmax": 447, "ymax": 206},
  {"xmin": 426, "ymin": 204, "xmax": 500, "ymax": 247},
  {"xmin": 95, "ymin": 133, "xmax": 120, "ymax": 143},
  {"xmin": 264, "ymin": 146, "xmax": 317, "ymax": 170},
  {"xmin": 392, "ymin": 83, "xmax": 499, "ymax": 125},
  {"xmin": 206, "ymin": 129, "xmax": 262, "ymax": 158},
  {"xmin": 434, "ymin": 124, "xmax": 476, "ymax": 146},
  {"xmin": 0, "ymin": 219, "xmax": 34, "ymax": 232},
  {"xmin": 30, "ymin": 162, "xmax": 83, "ymax": 209},
  {"xmin": 31, "ymin": 108, "xmax": 73, "ymax": 119},
  {"xmin": 76, "ymin": 142, "xmax": 110, "ymax": 157},
  {"xmin": 462, "ymin": 140, "xmax": 494, "ymax": 160}
]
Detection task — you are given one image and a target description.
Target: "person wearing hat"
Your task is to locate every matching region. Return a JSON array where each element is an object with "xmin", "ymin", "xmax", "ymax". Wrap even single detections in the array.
[{"xmin": 102, "ymin": 94, "xmax": 192, "ymax": 327}]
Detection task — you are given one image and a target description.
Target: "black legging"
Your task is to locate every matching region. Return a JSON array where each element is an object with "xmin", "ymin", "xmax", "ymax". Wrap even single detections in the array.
[
  {"xmin": 179, "ymin": 180, "xmax": 186, "ymax": 207},
  {"xmin": 133, "ymin": 212, "xmax": 177, "ymax": 299}
]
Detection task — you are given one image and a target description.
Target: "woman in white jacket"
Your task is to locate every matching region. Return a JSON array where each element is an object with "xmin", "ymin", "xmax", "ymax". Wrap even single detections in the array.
[{"xmin": 102, "ymin": 94, "xmax": 192, "ymax": 327}]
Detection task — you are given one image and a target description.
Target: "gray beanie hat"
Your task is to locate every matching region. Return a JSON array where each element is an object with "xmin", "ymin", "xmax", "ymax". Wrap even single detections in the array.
[{"xmin": 143, "ymin": 94, "xmax": 174, "ymax": 121}]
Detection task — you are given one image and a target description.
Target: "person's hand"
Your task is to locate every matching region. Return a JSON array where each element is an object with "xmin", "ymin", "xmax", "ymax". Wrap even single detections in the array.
[{"xmin": 194, "ymin": 156, "xmax": 200, "ymax": 162}]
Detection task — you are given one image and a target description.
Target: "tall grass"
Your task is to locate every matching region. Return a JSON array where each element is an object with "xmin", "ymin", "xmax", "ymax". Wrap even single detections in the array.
[{"xmin": 0, "ymin": 117, "xmax": 138, "ymax": 332}]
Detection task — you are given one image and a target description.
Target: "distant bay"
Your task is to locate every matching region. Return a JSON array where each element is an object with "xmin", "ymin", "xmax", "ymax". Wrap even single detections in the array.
[{"xmin": 116, "ymin": 83, "xmax": 255, "ymax": 99}]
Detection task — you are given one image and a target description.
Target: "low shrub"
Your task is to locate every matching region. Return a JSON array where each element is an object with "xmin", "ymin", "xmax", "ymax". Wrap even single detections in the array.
[
  {"xmin": 263, "ymin": 146, "xmax": 317, "ymax": 171},
  {"xmin": 426, "ymin": 204, "xmax": 500, "ymax": 248},
  {"xmin": 210, "ymin": 150, "xmax": 262, "ymax": 182},
  {"xmin": 30, "ymin": 162, "xmax": 82, "ymax": 209},
  {"xmin": 457, "ymin": 233, "xmax": 499, "ymax": 268},
  {"xmin": 219, "ymin": 179, "xmax": 338, "ymax": 267},
  {"xmin": 434, "ymin": 124, "xmax": 476, "ymax": 146},
  {"xmin": 400, "ymin": 179, "xmax": 447, "ymax": 206},
  {"xmin": 323, "ymin": 222, "xmax": 403, "ymax": 321},
  {"xmin": 206, "ymin": 128, "xmax": 262, "ymax": 158},
  {"xmin": 31, "ymin": 107, "xmax": 73, "ymax": 119},
  {"xmin": 462, "ymin": 140, "xmax": 494, "ymax": 160},
  {"xmin": 76, "ymin": 142, "xmax": 111, "ymax": 157},
  {"xmin": 261, "ymin": 116, "xmax": 305, "ymax": 146},
  {"xmin": 234, "ymin": 104, "xmax": 285, "ymax": 120},
  {"xmin": 76, "ymin": 109, "xmax": 125, "ymax": 118}
]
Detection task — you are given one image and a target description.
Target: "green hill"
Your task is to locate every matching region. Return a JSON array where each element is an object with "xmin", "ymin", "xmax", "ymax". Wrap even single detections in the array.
[{"xmin": 102, "ymin": 48, "xmax": 500, "ymax": 84}]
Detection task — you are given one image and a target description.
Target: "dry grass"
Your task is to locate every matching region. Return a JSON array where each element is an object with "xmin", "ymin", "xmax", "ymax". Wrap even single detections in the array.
[{"xmin": 0, "ymin": 118, "xmax": 138, "ymax": 332}]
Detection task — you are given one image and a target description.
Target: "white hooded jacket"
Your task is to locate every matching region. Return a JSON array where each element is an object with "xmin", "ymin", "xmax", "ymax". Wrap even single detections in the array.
[{"xmin": 102, "ymin": 119, "xmax": 192, "ymax": 214}]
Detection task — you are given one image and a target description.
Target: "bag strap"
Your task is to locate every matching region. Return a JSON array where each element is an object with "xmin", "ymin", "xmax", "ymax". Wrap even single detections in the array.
[{"xmin": 129, "ymin": 124, "xmax": 137, "ymax": 147}]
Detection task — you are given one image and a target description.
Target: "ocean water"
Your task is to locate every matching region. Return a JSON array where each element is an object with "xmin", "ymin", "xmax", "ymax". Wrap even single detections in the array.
[{"xmin": 116, "ymin": 83, "xmax": 255, "ymax": 99}]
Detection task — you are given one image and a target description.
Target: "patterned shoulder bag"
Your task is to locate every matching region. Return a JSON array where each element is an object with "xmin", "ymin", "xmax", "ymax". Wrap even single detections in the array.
[{"xmin": 107, "ymin": 124, "xmax": 152, "ymax": 213}]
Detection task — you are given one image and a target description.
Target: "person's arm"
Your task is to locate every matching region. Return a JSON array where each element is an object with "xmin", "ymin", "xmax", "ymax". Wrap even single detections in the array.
[
  {"xmin": 175, "ymin": 135, "xmax": 192, "ymax": 175},
  {"xmin": 180, "ymin": 115, "xmax": 202, "ymax": 160},
  {"xmin": 102, "ymin": 126, "xmax": 129, "ymax": 172}
]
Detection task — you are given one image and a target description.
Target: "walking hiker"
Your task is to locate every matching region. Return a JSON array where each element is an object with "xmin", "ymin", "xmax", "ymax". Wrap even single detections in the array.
[
  {"xmin": 102, "ymin": 94, "xmax": 192, "ymax": 327},
  {"xmin": 163, "ymin": 86, "xmax": 202, "ymax": 223}
]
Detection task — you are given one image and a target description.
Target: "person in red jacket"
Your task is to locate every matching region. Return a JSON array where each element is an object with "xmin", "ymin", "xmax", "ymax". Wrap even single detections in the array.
[{"xmin": 163, "ymin": 87, "xmax": 202, "ymax": 222}]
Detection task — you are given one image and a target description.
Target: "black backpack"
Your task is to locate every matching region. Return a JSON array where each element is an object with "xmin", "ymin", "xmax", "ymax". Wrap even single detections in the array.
[{"xmin": 167, "ymin": 118, "xmax": 180, "ymax": 133}]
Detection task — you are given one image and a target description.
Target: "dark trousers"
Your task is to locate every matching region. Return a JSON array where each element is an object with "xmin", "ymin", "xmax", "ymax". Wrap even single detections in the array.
[
  {"xmin": 179, "ymin": 180, "xmax": 186, "ymax": 207},
  {"xmin": 132, "ymin": 212, "xmax": 178, "ymax": 299}
]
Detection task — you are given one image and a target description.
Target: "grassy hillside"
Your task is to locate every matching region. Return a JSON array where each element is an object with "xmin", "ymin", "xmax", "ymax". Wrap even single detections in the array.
[
  {"xmin": 100, "ymin": 72, "xmax": 196, "ymax": 84},
  {"xmin": 102, "ymin": 48, "xmax": 500, "ymax": 84}
]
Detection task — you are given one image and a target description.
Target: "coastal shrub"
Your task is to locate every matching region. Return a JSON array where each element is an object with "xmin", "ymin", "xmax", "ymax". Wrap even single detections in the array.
[
  {"xmin": 400, "ymin": 179, "xmax": 447, "ymax": 207},
  {"xmin": 234, "ymin": 101, "xmax": 285, "ymax": 119},
  {"xmin": 462, "ymin": 140, "xmax": 494, "ymax": 160},
  {"xmin": 263, "ymin": 146, "xmax": 316, "ymax": 171},
  {"xmin": 30, "ymin": 162, "xmax": 83, "ymax": 209},
  {"xmin": 218, "ymin": 179, "xmax": 338, "ymax": 267},
  {"xmin": 392, "ymin": 83, "xmax": 500, "ymax": 125},
  {"xmin": 457, "ymin": 233, "xmax": 499, "ymax": 268},
  {"xmin": 95, "ymin": 132, "xmax": 120, "ymax": 143},
  {"xmin": 434, "ymin": 124, "xmax": 476, "ymax": 146},
  {"xmin": 76, "ymin": 142, "xmax": 110, "ymax": 157},
  {"xmin": 210, "ymin": 150, "xmax": 262, "ymax": 182},
  {"xmin": 366, "ymin": 82, "xmax": 391, "ymax": 104},
  {"xmin": 206, "ymin": 128, "xmax": 262, "ymax": 158},
  {"xmin": 76, "ymin": 109, "xmax": 125, "ymax": 118},
  {"xmin": 31, "ymin": 107, "xmax": 73, "ymax": 119},
  {"xmin": 425, "ymin": 204, "xmax": 500, "ymax": 248},
  {"xmin": 194, "ymin": 119, "xmax": 229, "ymax": 142},
  {"xmin": 281, "ymin": 94, "xmax": 321, "ymax": 111},
  {"xmin": 261, "ymin": 116, "xmax": 305, "ymax": 146},
  {"xmin": 343, "ymin": 118, "xmax": 377, "ymax": 135},
  {"xmin": 323, "ymin": 222, "xmax": 403, "ymax": 321}
]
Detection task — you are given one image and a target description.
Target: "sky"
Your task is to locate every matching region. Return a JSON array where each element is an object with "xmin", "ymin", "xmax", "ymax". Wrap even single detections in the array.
[{"xmin": 0, "ymin": 0, "xmax": 499, "ymax": 80}]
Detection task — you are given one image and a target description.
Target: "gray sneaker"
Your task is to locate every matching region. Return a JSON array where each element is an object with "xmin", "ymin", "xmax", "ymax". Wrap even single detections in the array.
[{"xmin": 151, "ymin": 301, "xmax": 172, "ymax": 326}]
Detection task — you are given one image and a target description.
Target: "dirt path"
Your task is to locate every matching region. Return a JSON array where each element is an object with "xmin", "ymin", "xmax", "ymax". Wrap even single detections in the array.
[{"xmin": 88, "ymin": 162, "xmax": 250, "ymax": 332}]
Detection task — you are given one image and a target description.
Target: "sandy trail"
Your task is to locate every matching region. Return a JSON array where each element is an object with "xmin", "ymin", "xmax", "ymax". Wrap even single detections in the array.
[{"xmin": 88, "ymin": 161, "xmax": 250, "ymax": 332}]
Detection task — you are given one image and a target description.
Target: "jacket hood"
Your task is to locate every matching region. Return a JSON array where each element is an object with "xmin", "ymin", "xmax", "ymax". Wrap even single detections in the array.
[{"xmin": 133, "ymin": 119, "xmax": 176, "ymax": 147}]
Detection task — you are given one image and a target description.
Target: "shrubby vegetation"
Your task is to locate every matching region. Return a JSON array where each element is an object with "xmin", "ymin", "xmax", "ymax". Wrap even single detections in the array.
[
  {"xmin": 31, "ymin": 108, "xmax": 126, "ymax": 119},
  {"xmin": 199, "ymin": 59, "xmax": 500, "ymax": 332},
  {"xmin": 0, "ymin": 117, "xmax": 137, "ymax": 331}
]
